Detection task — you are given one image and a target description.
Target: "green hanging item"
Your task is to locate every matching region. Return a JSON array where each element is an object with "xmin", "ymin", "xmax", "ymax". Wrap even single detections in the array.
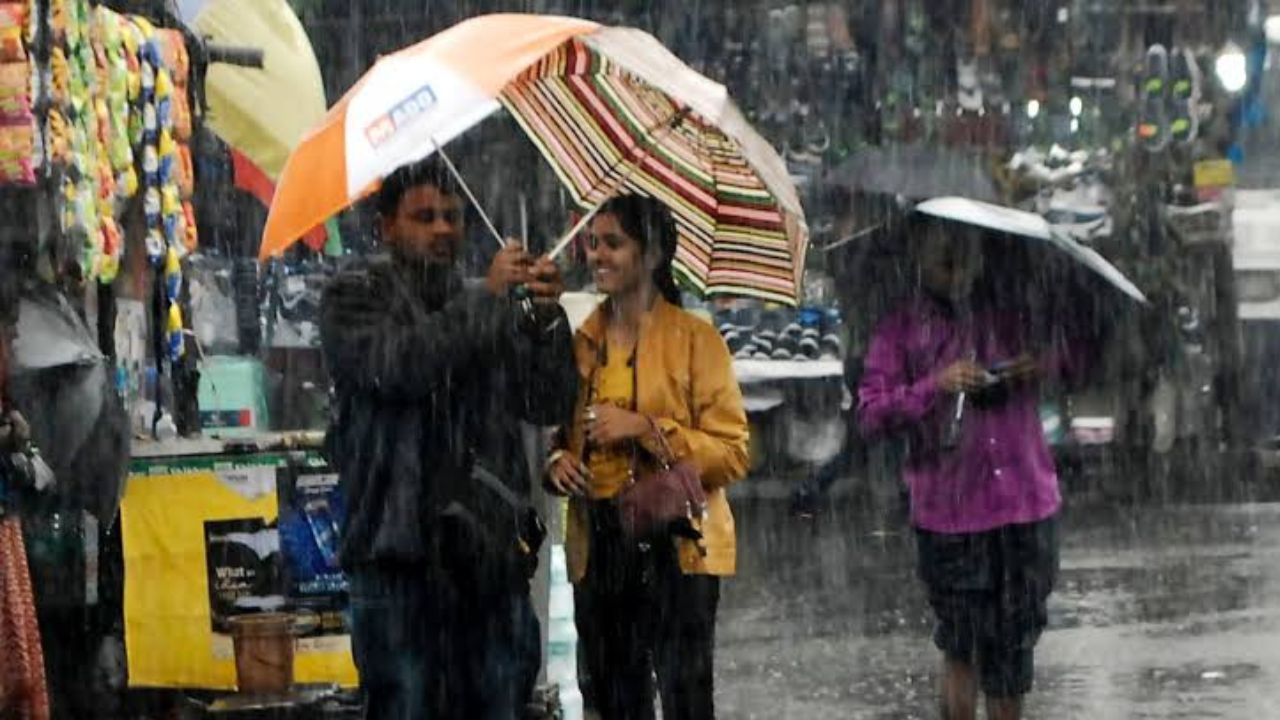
[{"xmin": 322, "ymin": 217, "xmax": 343, "ymax": 257}]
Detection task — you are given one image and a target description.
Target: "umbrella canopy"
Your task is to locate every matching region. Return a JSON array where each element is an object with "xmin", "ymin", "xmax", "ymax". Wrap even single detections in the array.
[
  {"xmin": 9, "ymin": 290, "xmax": 129, "ymax": 523},
  {"xmin": 260, "ymin": 13, "xmax": 807, "ymax": 305},
  {"xmin": 914, "ymin": 197, "xmax": 1147, "ymax": 304},
  {"xmin": 829, "ymin": 145, "xmax": 1001, "ymax": 203},
  {"xmin": 188, "ymin": 0, "xmax": 327, "ymax": 181}
]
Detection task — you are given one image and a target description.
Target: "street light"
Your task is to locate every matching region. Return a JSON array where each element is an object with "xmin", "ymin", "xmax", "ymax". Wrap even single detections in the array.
[
  {"xmin": 1215, "ymin": 42, "xmax": 1248, "ymax": 93},
  {"xmin": 1266, "ymin": 16, "xmax": 1280, "ymax": 45}
]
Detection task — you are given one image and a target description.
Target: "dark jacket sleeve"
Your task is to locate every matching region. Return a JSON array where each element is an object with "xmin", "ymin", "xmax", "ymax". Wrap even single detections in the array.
[
  {"xmin": 506, "ymin": 306, "xmax": 578, "ymax": 427},
  {"xmin": 320, "ymin": 268, "xmax": 510, "ymax": 399}
]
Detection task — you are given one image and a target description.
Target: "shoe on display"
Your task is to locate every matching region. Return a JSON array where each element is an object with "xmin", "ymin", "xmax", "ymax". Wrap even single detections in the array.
[
  {"xmin": 1042, "ymin": 177, "xmax": 1114, "ymax": 243},
  {"xmin": 820, "ymin": 334, "xmax": 843, "ymax": 360},
  {"xmin": 805, "ymin": 2, "xmax": 831, "ymax": 58},
  {"xmin": 799, "ymin": 336, "xmax": 821, "ymax": 360},
  {"xmin": 1137, "ymin": 44, "xmax": 1171, "ymax": 152},
  {"xmin": 771, "ymin": 346, "xmax": 794, "ymax": 361},
  {"xmin": 1170, "ymin": 46, "xmax": 1202, "ymax": 102},
  {"xmin": 978, "ymin": 56, "xmax": 1007, "ymax": 108},
  {"xmin": 1169, "ymin": 47, "xmax": 1201, "ymax": 143},
  {"xmin": 957, "ymin": 57, "xmax": 984, "ymax": 112},
  {"xmin": 723, "ymin": 329, "xmax": 748, "ymax": 354},
  {"xmin": 775, "ymin": 335, "xmax": 800, "ymax": 356},
  {"xmin": 1164, "ymin": 201, "xmax": 1226, "ymax": 244}
]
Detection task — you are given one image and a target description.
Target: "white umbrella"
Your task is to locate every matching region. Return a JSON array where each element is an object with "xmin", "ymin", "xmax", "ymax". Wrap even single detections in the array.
[{"xmin": 915, "ymin": 196, "xmax": 1148, "ymax": 305}]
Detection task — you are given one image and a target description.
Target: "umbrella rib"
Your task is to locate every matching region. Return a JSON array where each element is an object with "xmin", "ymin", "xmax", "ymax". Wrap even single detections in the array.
[
  {"xmin": 431, "ymin": 137, "xmax": 508, "ymax": 248},
  {"xmin": 546, "ymin": 106, "xmax": 691, "ymax": 260}
]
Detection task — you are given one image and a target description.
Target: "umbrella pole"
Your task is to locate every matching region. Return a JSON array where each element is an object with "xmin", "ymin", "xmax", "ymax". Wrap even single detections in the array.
[
  {"xmin": 545, "ymin": 157, "xmax": 645, "ymax": 260},
  {"xmin": 431, "ymin": 138, "xmax": 508, "ymax": 248},
  {"xmin": 822, "ymin": 222, "xmax": 885, "ymax": 252},
  {"xmin": 547, "ymin": 202, "xmax": 607, "ymax": 260}
]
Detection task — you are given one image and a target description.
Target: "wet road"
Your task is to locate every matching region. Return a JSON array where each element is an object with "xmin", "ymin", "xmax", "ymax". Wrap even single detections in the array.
[{"xmin": 716, "ymin": 492, "xmax": 1280, "ymax": 719}]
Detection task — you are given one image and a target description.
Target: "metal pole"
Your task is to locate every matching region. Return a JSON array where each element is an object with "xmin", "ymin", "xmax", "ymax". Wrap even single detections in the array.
[{"xmin": 432, "ymin": 139, "xmax": 508, "ymax": 248}]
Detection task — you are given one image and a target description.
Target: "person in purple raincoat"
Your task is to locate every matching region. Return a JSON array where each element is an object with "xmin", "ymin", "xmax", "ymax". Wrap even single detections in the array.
[{"xmin": 859, "ymin": 218, "xmax": 1089, "ymax": 720}]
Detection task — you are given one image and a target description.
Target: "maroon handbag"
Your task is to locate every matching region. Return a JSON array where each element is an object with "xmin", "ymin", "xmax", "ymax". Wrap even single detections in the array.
[{"xmin": 617, "ymin": 419, "xmax": 707, "ymax": 543}]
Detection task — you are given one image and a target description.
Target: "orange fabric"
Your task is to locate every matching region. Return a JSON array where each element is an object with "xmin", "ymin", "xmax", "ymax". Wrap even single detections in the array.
[
  {"xmin": 0, "ymin": 516, "xmax": 49, "ymax": 720},
  {"xmin": 259, "ymin": 14, "xmax": 600, "ymax": 260},
  {"xmin": 259, "ymin": 117, "xmax": 350, "ymax": 259},
  {"xmin": 563, "ymin": 299, "xmax": 749, "ymax": 583}
]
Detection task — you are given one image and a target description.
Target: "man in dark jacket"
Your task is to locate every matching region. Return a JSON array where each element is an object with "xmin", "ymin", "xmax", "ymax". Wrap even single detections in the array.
[{"xmin": 320, "ymin": 158, "xmax": 576, "ymax": 720}]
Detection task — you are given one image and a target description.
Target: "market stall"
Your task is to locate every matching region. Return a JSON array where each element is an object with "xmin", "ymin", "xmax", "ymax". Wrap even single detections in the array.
[{"xmin": 0, "ymin": 0, "xmax": 343, "ymax": 707}]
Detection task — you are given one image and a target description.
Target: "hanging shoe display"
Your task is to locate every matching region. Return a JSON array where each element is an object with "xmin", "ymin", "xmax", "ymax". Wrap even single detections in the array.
[{"xmin": 1137, "ymin": 44, "xmax": 1171, "ymax": 152}]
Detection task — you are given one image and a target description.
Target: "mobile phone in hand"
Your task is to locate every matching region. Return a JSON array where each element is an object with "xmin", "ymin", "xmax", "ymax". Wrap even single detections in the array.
[{"xmin": 985, "ymin": 360, "xmax": 1016, "ymax": 385}]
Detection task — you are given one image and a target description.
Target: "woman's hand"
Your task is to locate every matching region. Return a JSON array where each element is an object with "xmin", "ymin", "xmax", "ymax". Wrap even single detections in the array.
[
  {"xmin": 995, "ymin": 353, "xmax": 1041, "ymax": 384},
  {"xmin": 545, "ymin": 452, "xmax": 592, "ymax": 497},
  {"xmin": 586, "ymin": 404, "xmax": 651, "ymax": 447},
  {"xmin": 935, "ymin": 360, "xmax": 989, "ymax": 394}
]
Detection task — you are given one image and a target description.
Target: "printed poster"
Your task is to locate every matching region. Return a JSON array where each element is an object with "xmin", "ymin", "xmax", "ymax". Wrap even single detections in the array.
[{"xmin": 121, "ymin": 451, "xmax": 357, "ymax": 689}]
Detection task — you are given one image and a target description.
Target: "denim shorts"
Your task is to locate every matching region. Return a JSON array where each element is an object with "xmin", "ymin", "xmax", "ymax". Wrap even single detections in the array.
[{"xmin": 915, "ymin": 516, "xmax": 1059, "ymax": 698}]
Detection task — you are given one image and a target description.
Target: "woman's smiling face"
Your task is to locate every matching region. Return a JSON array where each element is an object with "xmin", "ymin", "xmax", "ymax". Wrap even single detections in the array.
[{"xmin": 586, "ymin": 212, "xmax": 653, "ymax": 298}]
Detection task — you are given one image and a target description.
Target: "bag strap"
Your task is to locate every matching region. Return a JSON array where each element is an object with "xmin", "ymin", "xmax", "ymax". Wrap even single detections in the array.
[
  {"xmin": 470, "ymin": 464, "xmax": 528, "ymax": 513},
  {"xmin": 645, "ymin": 416, "xmax": 678, "ymax": 470}
]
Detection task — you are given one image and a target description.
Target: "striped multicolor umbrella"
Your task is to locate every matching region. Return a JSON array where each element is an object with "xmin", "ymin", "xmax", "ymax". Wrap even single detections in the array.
[{"xmin": 260, "ymin": 13, "xmax": 808, "ymax": 305}]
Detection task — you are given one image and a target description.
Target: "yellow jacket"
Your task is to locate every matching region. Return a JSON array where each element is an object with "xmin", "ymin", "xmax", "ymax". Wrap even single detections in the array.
[{"xmin": 563, "ymin": 298, "xmax": 750, "ymax": 583}]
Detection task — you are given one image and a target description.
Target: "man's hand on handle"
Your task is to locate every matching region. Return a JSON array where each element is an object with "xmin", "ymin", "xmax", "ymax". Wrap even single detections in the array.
[
  {"xmin": 485, "ymin": 244, "xmax": 531, "ymax": 297},
  {"xmin": 526, "ymin": 256, "xmax": 565, "ymax": 306}
]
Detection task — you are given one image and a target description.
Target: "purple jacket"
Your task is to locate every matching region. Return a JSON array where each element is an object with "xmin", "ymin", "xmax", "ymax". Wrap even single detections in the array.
[{"xmin": 858, "ymin": 296, "xmax": 1078, "ymax": 534}]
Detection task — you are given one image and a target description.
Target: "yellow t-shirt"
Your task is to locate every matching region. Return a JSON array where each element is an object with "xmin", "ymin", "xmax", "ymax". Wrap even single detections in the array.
[{"xmin": 587, "ymin": 341, "xmax": 635, "ymax": 499}]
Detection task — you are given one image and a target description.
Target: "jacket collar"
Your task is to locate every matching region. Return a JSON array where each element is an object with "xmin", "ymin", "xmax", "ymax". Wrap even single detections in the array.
[{"xmin": 578, "ymin": 296, "xmax": 680, "ymax": 350}]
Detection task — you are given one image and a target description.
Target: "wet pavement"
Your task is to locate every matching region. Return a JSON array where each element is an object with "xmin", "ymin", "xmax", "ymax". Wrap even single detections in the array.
[{"xmin": 716, "ymin": 490, "xmax": 1280, "ymax": 719}]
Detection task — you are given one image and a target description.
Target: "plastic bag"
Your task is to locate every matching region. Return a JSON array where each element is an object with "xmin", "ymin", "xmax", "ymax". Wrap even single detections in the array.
[
  {"xmin": 0, "ymin": 3, "xmax": 26, "ymax": 63},
  {"xmin": 155, "ymin": 29, "xmax": 188, "ymax": 85},
  {"xmin": 0, "ymin": 154, "xmax": 34, "ymax": 184},
  {"xmin": 0, "ymin": 118, "xmax": 32, "ymax": 150},
  {"xmin": 176, "ymin": 143, "xmax": 193, "ymax": 197}
]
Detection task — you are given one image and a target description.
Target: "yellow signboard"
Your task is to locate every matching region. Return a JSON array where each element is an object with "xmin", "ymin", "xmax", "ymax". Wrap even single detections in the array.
[
  {"xmin": 121, "ymin": 453, "xmax": 357, "ymax": 689},
  {"xmin": 1193, "ymin": 159, "xmax": 1236, "ymax": 190}
]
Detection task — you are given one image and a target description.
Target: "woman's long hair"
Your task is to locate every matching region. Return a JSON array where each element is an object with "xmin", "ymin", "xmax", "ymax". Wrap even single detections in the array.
[{"xmin": 597, "ymin": 195, "xmax": 682, "ymax": 307}]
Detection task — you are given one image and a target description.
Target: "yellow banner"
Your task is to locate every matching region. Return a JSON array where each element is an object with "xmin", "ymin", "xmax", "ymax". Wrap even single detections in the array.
[
  {"xmin": 1193, "ymin": 159, "xmax": 1235, "ymax": 190},
  {"xmin": 121, "ymin": 453, "xmax": 357, "ymax": 689}
]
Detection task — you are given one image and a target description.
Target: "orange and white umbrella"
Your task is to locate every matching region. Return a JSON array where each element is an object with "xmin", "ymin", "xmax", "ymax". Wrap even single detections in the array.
[{"xmin": 260, "ymin": 13, "xmax": 808, "ymax": 305}]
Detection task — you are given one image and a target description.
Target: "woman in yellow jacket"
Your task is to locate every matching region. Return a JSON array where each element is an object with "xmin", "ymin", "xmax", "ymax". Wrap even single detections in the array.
[{"xmin": 546, "ymin": 195, "xmax": 749, "ymax": 720}]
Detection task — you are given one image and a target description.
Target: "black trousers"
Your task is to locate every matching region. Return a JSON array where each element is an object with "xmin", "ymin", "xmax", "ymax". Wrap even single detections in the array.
[{"xmin": 574, "ymin": 504, "xmax": 720, "ymax": 720}]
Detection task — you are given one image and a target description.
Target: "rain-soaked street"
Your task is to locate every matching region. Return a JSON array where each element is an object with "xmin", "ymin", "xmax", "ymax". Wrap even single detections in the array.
[{"xmin": 718, "ymin": 486, "xmax": 1280, "ymax": 719}]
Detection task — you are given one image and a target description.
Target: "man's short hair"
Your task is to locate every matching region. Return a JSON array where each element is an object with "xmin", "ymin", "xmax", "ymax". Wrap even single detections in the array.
[{"xmin": 375, "ymin": 156, "xmax": 461, "ymax": 219}]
